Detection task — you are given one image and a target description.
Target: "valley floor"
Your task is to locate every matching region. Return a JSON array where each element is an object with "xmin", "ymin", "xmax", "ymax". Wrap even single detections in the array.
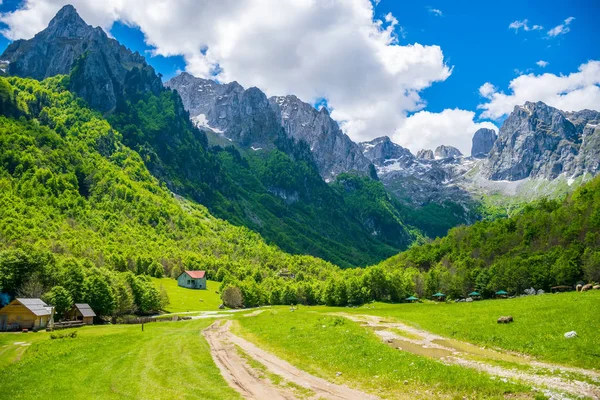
[{"xmin": 0, "ymin": 291, "xmax": 598, "ymax": 399}]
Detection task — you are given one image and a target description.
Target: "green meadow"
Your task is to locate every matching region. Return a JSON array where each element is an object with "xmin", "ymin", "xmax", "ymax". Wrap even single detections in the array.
[
  {"xmin": 335, "ymin": 290, "xmax": 600, "ymax": 370},
  {"xmin": 0, "ymin": 319, "xmax": 239, "ymax": 400},
  {"xmin": 152, "ymin": 277, "xmax": 222, "ymax": 313},
  {"xmin": 234, "ymin": 309, "xmax": 532, "ymax": 399}
]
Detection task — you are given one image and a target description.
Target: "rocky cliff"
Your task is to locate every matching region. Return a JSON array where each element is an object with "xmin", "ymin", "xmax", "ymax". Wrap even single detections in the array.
[
  {"xmin": 0, "ymin": 5, "xmax": 161, "ymax": 112},
  {"xmin": 165, "ymin": 72, "xmax": 281, "ymax": 148},
  {"xmin": 167, "ymin": 73, "xmax": 372, "ymax": 180},
  {"xmin": 269, "ymin": 95, "xmax": 371, "ymax": 180},
  {"xmin": 471, "ymin": 128, "xmax": 497, "ymax": 158},
  {"xmin": 482, "ymin": 102, "xmax": 600, "ymax": 181},
  {"xmin": 434, "ymin": 145, "xmax": 462, "ymax": 159}
]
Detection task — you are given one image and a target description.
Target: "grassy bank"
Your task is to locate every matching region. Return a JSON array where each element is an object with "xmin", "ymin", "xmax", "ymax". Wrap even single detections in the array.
[
  {"xmin": 0, "ymin": 320, "xmax": 239, "ymax": 399},
  {"xmin": 336, "ymin": 291, "xmax": 600, "ymax": 370},
  {"xmin": 234, "ymin": 309, "xmax": 532, "ymax": 399},
  {"xmin": 152, "ymin": 277, "xmax": 222, "ymax": 313}
]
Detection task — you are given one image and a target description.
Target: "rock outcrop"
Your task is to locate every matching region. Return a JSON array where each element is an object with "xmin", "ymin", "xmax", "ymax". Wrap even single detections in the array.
[
  {"xmin": 166, "ymin": 72, "xmax": 281, "ymax": 148},
  {"xmin": 416, "ymin": 149, "xmax": 435, "ymax": 160},
  {"xmin": 167, "ymin": 73, "xmax": 372, "ymax": 179},
  {"xmin": 434, "ymin": 145, "xmax": 462, "ymax": 159},
  {"xmin": 471, "ymin": 128, "xmax": 498, "ymax": 158},
  {"xmin": 0, "ymin": 5, "xmax": 161, "ymax": 112},
  {"xmin": 483, "ymin": 102, "xmax": 600, "ymax": 181}
]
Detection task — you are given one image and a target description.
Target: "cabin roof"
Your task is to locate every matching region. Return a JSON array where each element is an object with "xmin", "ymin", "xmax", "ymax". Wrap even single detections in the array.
[
  {"xmin": 180, "ymin": 270, "xmax": 206, "ymax": 279},
  {"xmin": 15, "ymin": 298, "xmax": 53, "ymax": 316},
  {"xmin": 74, "ymin": 303, "xmax": 96, "ymax": 317}
]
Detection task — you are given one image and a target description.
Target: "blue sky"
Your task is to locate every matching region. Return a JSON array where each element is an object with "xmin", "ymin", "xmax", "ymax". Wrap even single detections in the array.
[
  {"xmin": 0, "ymin": 0, "xmax": 598, "ymax": 152},
  {"xmin": 374, "ymin": 0, "xmax": 600, "ymax": 114}
]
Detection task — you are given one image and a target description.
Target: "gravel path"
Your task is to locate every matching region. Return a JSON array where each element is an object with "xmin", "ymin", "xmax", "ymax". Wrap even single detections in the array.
[{"xmin": 203, "ymin": 320, "xmax": 379, "ymax": 400}]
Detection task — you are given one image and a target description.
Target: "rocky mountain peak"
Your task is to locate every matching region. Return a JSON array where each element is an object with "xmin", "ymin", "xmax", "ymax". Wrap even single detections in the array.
[
  {"xmin": 360, "ymin": 136, "xmax": 413, "ymax": 167},
  {"xmin": 471, "ymin": 128, "xmax": 497, "ymax": 158},
  {"xmin": 416, "ymin": 149, "xmax": 434, "ymax": 160},
  {"xmin": 483, "ymin": 101, "xmax": 599, "ymax": 181},
  {"xmin": 434, "ymin": 145, "xmax": 462, "ymax": 159},
  {"xmin": 0, "ymin": 5, "xmax": 160, "ymax": 112}
]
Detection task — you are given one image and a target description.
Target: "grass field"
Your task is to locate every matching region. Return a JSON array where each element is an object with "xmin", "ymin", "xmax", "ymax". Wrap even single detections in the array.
[
  {"xmin": 334, "ymin": 291, "xmax": 600, "ymax": 370},
  {"xmin": 0, "ymin": 319, "xmax": 239, "ymax": 399},
  {"xmin": 234, "ymin": 309, "xmax": 532, "ymax": 399},
  {"xmin": 152, "ymin": 277, "xmax": 222, "ymax": 313}
]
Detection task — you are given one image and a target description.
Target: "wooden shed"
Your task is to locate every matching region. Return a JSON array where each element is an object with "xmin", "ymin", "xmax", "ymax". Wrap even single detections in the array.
[
  {"xmin": 65, "ymin": 303, "xmax": 96, "ymax": 325},
  {"xmin": 0, "ymin": 298, "xmax": 54, "ymax": 331},
  {"xmin": 177, "ymin": 270, "xmax": 207, "ymax": 289}
]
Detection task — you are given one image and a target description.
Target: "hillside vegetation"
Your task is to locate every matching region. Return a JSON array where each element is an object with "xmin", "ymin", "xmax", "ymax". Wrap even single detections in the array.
[{"xmin": 378, "ymin": 177, "xmax": 600, "ymax": 298}]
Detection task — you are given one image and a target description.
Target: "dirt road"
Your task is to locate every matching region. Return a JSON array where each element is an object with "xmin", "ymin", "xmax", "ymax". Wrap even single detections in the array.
[
  {"xmin": 340, "ymin": 314, "xmax": 600, "ymax": 399},
  {"xmin": 203, "ymin": 320, "xmax": 379, "ymax": 400}
]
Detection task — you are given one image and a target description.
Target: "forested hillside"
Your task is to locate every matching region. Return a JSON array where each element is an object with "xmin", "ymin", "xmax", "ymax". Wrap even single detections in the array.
[
  {"xmin": 0, "ymin": 75, "xmax": 340, "ymax": 313},
  {"xmin": 378, "ymin": 177, "xmax": 600, "ymax": 298}
]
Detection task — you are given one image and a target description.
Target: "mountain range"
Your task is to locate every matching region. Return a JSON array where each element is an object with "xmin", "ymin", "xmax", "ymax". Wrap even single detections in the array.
[{"xmin": 2, "ymin": 4, "xmax": 600, "ymax": 269}]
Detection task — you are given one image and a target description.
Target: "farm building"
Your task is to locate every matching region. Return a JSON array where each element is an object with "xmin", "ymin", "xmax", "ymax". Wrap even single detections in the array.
[
  {"xmin": 0, "ymin": 298, "xmax": 54, "ymax": 331},
  {"xmin": 65, "ymin": 303, "xmax": 96, "ymax": 325},
  {"xmin": 177, "ymin": 270, "xmax": 207, "ymax": 289}
]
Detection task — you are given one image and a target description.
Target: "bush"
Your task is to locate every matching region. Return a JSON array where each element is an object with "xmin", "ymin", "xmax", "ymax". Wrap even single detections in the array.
[
  {"xmin": 221, "ymin": 286, "xmax": 243, "ymax": 308},
  {"xmin": 50, "ymin": 330, "xmax": 78, "ymax": 339}
]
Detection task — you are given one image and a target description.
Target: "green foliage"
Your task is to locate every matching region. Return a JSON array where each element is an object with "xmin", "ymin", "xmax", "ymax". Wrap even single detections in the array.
[
  {"xmin": 44, "ymin": 286, "xmax": 73, "ymax": 317},
  {"xmin": 378, "ymin": 178, "xmax": 600, "ymax": 297}
]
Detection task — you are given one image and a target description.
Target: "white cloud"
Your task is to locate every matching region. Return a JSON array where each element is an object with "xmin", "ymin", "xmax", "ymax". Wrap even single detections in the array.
[
  {"xmin": 392, "ymin": 109, "xmax": 497, "ymax": 155},
  {"xmin": 0, "ymin": 0, "xmax": 451, "ymax": 144},
  {"xmin": 427, "ymin": 7, "xmax": 442, "ymax": 17},
  {"xmin": 536, "ymin": 60, "xmax": 549, "ymax": 68},
  {"xmin": 479, "ymin": 82, "xmax": 496, "ymax": 98},
  {"xmin": 547, "ymin": 16, "xmax": 575, "ymax": 37},
  {"xmin": 508, "ymin": 19, "xmax": 543, "ymax": 33},
  {"xmin": 478, "ymin": 60, "xmax": 600, "ymax": 119}
]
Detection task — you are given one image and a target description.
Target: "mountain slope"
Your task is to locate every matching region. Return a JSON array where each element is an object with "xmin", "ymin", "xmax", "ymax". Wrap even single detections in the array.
[
  {"xmin": 378, "ymin": 174, "xmax": 600, "ymax": 297},
  {"xmin": 166, "ymin": 73, "xmax": 372, "ymax": 180},
  {"xmin": 0, "ymin": 75, "xmax": 339, "ymax": 282},
  {"xmin": 0, "ymin": 5, "xmax": 425, "ymax": 267},
  {"xmin": 1, "ymin": 5, "xmax": 161, "ymax": 112}
]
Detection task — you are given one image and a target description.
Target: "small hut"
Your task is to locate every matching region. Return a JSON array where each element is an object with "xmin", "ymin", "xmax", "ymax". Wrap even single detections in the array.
[
  {"xmin": 405, "ymin": 296, "xmax": 419, "ymax": 303},
  {"xmin": 495, "ymin": 290, "xmax": 508, "ymax": 298},
  {"xmin": 432, "ymin": 292, "xmax": 446, "ymax": 301},
  {"xmin": 65, "ymin": 303, "xmax": 96, "ymax": 325},
  {"xmin": 0, "ymin": 298, "xmax": 54, "ymax": 331},
  {"xmin": 468, "ymin": 291, "xmax": 481, "ymax": 300}
]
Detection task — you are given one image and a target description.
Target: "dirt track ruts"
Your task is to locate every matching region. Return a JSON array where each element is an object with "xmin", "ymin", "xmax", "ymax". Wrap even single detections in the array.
[{"xmin": 203, "ymin": 320, "xmax": 379, "ymax": 400}]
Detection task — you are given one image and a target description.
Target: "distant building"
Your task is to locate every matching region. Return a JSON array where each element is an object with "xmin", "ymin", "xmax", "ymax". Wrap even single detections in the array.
[
  {"xmin": 0, "ymin": 298, "xmax": 54, "ymax": 331},
  {"xmin": 177, "ymin": 270, "xmax": 207, "ymax": 289},
  {"xmin": 65, "ymin": 303, "xmax": 96, "ymax": 325}
]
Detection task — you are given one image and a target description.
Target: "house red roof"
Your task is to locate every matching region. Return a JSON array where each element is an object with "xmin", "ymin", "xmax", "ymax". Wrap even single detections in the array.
[{"xmin": 184, "ymin": 270, "xmax": 206, "ymax": 279}]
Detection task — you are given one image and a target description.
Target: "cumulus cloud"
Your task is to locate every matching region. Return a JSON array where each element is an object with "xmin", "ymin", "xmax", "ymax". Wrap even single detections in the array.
[
  {"xmin": 392, "ymin": 109, "xmax": 497, "ymax": 155},
  {"xmin": 427, "ymin": 7, "xmax": 442, "ymax": 17},
  {"xmin": 536, "ymin": 60, "xmax": 549, "ymax": 68},
  {"xmin": 0, "ymin": 0, "xmax": 452, "ymax": 146},
  {"xmin": 508, "ymin": 19, "xmax": 543, "ymax": 33},
  {"xmin": 547, "ymin": 16, "xmax": 575, "ymax": 37},
  {"xmin": 478, "ymin": 61, "xmax": 600, "ymax": 119}
]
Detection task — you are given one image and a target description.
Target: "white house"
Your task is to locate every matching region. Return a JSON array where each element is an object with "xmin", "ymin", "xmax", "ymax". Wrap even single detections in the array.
[{"xmin": 177, "ymin": 270, "xmax": 207, "ymax": 289}]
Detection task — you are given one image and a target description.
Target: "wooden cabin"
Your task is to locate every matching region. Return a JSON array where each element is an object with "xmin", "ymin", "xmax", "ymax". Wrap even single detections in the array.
[
  {"xmin": 0, "ymin": 298, "xmax": 54, "ymax": 331},
  {"xmin": 177, "ymin": 270, "xmax": 207, "ymax": 289},
  {"xmin": 65, "ymin": 303, "xmax": 96, "ymax": 325}
]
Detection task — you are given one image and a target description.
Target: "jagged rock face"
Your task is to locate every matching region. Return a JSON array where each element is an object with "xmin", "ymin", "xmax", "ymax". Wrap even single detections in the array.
[
  {"xmin": 360, "ymin": 136, "xmax": 413, "ymax": 166},
  {"xmin": 165, "ymin": 72, "xmax": 282, "ymax": 147},
  {"xmin": 483, "ymin": 102, "xmax": 600, "ymax": 181},
  {"xmin": 471, "ymin": 128, "xmax": 498, "ymax": 157},
  {"xmin": 270, "ymin": 95, "xmax": 371, "ymax": 179},
  {"xmin": 434, "ymin": 145, "xmax": 462, "ymax": 159},
  {"xmin": 0, "ymin": 5, "xmax": 161, "ymax": 112},
  {"xmin": 167, "ymin": 73, "xmax": 372, "ymax": 179},
  {"xmin": 416, "ymin": 149, "xmax": 434, "ymax": 160}
]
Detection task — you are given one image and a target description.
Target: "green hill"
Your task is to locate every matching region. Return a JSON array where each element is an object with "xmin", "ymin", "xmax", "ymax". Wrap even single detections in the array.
[{"xmin": 377, "ymin": 175, "xmax": 600, "ymax": 298}]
